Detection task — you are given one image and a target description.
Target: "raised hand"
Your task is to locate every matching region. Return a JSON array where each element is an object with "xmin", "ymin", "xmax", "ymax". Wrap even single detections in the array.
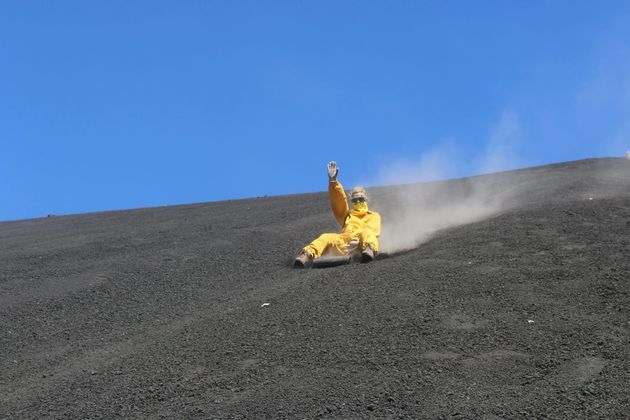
[{"xmin": 327, "ymin": 161, "xmax": 338, "ymax": 180}]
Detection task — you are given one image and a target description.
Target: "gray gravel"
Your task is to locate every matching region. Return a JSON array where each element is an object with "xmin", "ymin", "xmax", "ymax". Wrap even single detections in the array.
[{"xmin": 1, "ymin": 157, "xmax": 629, "ymax": 419}]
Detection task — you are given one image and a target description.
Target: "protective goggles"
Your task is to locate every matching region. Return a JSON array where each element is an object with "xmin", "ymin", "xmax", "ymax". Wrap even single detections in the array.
[{"xmin": 351, "ymin": 197, "xmax": 366, "ymax": 204}]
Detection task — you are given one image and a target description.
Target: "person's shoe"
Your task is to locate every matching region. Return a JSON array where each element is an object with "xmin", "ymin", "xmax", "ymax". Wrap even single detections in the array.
[
  {"xmin": 361, "ymin": 245, "xmax": 374, "ymax": 263},
  {"xmin": 294, "ymin": 249, "xmax": 313, "ymax": 268}
]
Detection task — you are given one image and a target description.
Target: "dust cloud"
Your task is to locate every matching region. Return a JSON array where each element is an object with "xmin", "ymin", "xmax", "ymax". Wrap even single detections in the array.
[
  {"xmin": 368, "ymin": 154, "xmax": 630, "ymax": 254},
  {"xmin": 356, "ymin": 105, "xmax": 629, "ymax": 253},
  {"xmin": 371, "ymin": 174, "xmax": 508, "ymax": 254},
  {"xmin": 366, "ymin": 129, "xmax": 521, "ymax": 253}
]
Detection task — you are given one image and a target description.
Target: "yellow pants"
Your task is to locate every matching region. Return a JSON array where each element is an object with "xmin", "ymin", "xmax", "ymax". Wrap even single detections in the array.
[{"xmin": 304, "ymin": 230, "xmax": 379, "ymax": 258}]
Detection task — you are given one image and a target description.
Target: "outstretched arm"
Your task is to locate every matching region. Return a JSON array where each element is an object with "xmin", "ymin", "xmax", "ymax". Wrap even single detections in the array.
[{"xmin": 327, "ymin": 161, "xmax": 349, "ymax": 226}]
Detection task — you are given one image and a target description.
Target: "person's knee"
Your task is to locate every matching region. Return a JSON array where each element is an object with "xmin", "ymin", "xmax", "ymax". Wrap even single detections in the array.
[{"xmin": 359, "ymin": 231, "xmax": 376, "ymax": 243}]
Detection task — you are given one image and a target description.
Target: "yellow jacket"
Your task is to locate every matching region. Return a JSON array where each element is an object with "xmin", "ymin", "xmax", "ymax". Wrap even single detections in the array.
[{"xmin": 328, "ymin": 180, "xmax": 381, "ymax": 239}]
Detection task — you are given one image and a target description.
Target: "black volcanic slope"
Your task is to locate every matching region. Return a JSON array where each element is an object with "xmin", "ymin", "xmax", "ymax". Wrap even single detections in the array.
[{"xmin": 2, "ymin": 158, "xmax": 630, "ymax": 419}]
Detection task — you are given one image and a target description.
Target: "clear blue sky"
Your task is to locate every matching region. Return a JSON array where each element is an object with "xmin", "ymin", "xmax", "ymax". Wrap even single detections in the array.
[{"xmin": 2, "ymin": 1, "xmax": 630, "ymax": 221}]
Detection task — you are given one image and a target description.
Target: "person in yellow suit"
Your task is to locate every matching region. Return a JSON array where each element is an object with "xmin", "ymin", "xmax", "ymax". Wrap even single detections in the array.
[{"xmin": 294, "ymin": 161, "xmax": 381, "ymax": 268}]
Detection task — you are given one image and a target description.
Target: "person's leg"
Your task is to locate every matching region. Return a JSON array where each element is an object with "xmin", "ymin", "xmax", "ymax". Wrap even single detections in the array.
[
  {"xmin": 359, "ymin": 230, "xmax": 379, "ymax": 253},
  {"xmin": 304, "ymin": 233, "xmax": 346, "ymax": 258},
  {"xmin": 295, "ymin": 233, "xmax": 352, "ymax": 268}
]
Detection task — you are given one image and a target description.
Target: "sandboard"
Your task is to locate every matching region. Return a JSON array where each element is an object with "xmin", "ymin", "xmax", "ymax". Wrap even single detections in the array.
[{"xmin": 311, "ymin": 255, "xmax": 353, "ymax": 268}]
